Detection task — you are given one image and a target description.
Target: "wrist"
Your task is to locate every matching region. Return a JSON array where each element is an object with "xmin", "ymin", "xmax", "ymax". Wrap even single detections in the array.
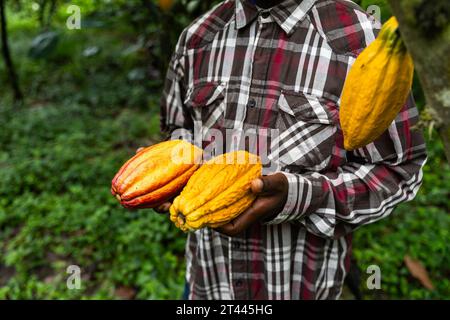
[{"xmin": 264, "ymin": 172, "xmax": 309, "ymax": 225}]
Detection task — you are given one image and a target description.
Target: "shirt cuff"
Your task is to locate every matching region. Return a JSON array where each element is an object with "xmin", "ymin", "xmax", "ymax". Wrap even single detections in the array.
[{"xmin": 264, "ymin": 172, "xmax": 310, "ymax": 225}]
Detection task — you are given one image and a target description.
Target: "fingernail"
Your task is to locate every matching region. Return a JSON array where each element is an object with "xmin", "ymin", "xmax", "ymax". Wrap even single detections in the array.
[{"xmin": 251, "ymin": 179, "xmax": 264, "ymax": 193}]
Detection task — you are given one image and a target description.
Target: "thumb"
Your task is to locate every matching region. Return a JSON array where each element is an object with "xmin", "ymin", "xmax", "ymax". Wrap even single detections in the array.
[
  {"xmin": 251, "ymin": 173, "xmax": 284, "ymax": 194},
  {"xmin": 251, "ymin": 178, "xmax": 264, "ymax": 194}
]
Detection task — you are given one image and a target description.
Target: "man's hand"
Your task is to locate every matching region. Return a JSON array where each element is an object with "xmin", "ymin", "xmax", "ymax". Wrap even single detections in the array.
[
  {"xmin": 154, "ymin": 202, "xmax": 172, "ymax": 214},
  {"xmin": 216, "ymin": 173, "xmax": 288, "ymax": 237}
]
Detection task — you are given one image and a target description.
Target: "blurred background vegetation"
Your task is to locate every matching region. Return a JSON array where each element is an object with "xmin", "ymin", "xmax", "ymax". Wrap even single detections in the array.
[{"xmin": 0, "ymin": 0, "xmax": 448, "ymax": 299}]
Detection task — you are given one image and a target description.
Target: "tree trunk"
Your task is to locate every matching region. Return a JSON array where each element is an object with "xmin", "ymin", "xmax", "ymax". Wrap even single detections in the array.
[
  {"xmin": 387, "ymin": 0, "xmax": 450, "ymax": 162},
  {"xmin": 45, "ymin": 0, "xmax": 57, "ymax": 29},
  {"xmin": 38, "ymin": 0, "xmax": 48, "ymax": 28},
  {"xmin": 0, "ymin": 0, "xmax": 23, "ymax": 102}
]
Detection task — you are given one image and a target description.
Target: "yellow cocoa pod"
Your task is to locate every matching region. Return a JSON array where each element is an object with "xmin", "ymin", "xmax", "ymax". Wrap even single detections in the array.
[
  {"xmin": 340, "ymin": 17, "xmax": 414, "ymax": 150},
  {"xmin": 170, "ymin": 151, "xmax": 262, "ymax": 231}
]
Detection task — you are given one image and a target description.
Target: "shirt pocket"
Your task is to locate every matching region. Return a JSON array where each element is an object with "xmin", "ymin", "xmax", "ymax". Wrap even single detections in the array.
[
  {"xmin": 269, "ymin": 91, "xmax": 338, "ymax": 171},
  {"xmin": 184, "ymin": 82, "xmax": 226, "ymax": 130}
]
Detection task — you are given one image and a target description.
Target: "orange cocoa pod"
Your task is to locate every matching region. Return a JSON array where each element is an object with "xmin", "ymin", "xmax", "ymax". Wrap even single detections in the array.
[{"xmin": 111, "ymin": 140, "xmax": 203, "ymax": 209}]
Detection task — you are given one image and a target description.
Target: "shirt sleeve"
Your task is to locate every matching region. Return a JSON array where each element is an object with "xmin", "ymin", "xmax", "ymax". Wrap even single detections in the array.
[
  {"xmin": 265, "ymin": 8, "xmax": 427, "ymax": 239},
  {"xmin": 266, "ymin": 93, "xmax": 427, "ymax": 239},
  {"xmin": 160, "ymin": 32, "xmax": 194, "ymax": 143}
]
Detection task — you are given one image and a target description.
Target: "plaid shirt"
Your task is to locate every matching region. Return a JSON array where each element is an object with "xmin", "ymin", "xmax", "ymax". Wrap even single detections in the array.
[{"xmin": 160, "ymin": 0, "xmax": 427, "ymax": 299}]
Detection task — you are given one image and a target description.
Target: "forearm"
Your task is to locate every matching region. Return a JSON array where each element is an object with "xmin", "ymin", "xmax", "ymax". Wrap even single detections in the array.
[
  {"xmin": 267, "ymin": 152, "xmax": 426, "ymax": 239},
  {"xmin": 266, "ymin": 96, "xmax": 428, "ymax": 239}
]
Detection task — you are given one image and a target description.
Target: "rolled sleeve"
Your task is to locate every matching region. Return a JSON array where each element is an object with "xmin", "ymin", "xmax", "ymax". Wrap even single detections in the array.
[{"xmin": 265, "ymin": 172, "xmax": 312, "ymax": 225}]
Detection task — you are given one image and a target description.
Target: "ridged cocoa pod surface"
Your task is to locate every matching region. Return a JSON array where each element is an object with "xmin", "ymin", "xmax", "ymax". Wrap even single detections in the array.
[
  {"xmin": 111, "ymin": 140, "xmax": 203, "ymax": 209},
  {"xmin": 340, "ymin": 17, "xmax": 414, "ymax": 150},
  {"xmin": 170, "ymin": 151, "xmax": 262, "ymax": 231}
]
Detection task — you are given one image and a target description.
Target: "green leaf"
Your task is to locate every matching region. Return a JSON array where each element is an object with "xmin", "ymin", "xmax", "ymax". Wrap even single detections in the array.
[{"xmin": 28, "ymin": 32, "xmax": 59, "ymax": 59}]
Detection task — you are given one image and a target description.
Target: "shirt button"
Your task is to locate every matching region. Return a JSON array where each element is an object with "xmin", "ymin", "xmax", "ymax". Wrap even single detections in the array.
[
  {"xmin": 235, "ymin": 279, "xmax": 243, "ymax": 287},
  {"xmin": 232, "ymin": 242, "xmax": 240, "ymax": 249},
  {"xmin": 261, "ymin": 11, "xmax": 270, "ymax": 19},
  {"xmin": 305, "ymin": 110, "xmax": 314, "ymax": 118},
  {"xmin": 247, "ymin": 98, "xmax": 256, "ymax": 108}
]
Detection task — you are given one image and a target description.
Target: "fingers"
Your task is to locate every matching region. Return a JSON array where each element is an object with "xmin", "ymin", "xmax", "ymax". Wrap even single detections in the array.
[
  {"xmin": 216, "ymin": 174, "xmax": 289, "ymax": 236},
  {"xmin": 215, "ymin": 207, "xmax": 257, "ymax": 237},
  {"xmin": 136, "ymin": 147, "xmax": 145, "ymax": 154},
  {"xmin": 216, "ymin": 197, "xmax": 275, "ymax": 237},
  {"xmin": 154, "ymin": 202, "xmax": 171, "ymax": 214}
]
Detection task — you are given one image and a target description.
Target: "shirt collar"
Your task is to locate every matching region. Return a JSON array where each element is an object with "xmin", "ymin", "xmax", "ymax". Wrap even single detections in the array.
[{"xmin": 235, "ymin": 0, "xmax": 317, "ymax": 35}]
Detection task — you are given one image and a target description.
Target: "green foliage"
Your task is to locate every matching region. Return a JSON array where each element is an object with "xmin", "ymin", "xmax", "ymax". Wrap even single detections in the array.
[
  {"xmin": 354, "ymin": 138, "xmax": 450, "ymax": 299},
  {"xmin": 350, "ymin": 0, "xmax": 449, "ymax": 300},
  {"xmin": 0, "ymin": 0, "xmax": 448, "ymax": 300},
  {"xmin": 28, "ymin": 31, "xmax": 59, "ymax": 59},
  {"xmin": 0, "ymin": 1, "xmax": 189, "ymax": 299},
  {"xmin": 0, "ymin": 101, "xmax": 187, "ymax": 299}
]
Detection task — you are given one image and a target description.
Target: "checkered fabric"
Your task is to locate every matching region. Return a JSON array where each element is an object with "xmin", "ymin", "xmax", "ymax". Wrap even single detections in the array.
[{"xmin": 160, "ymin": 0, "xmax": 427, "ymax": 299}]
